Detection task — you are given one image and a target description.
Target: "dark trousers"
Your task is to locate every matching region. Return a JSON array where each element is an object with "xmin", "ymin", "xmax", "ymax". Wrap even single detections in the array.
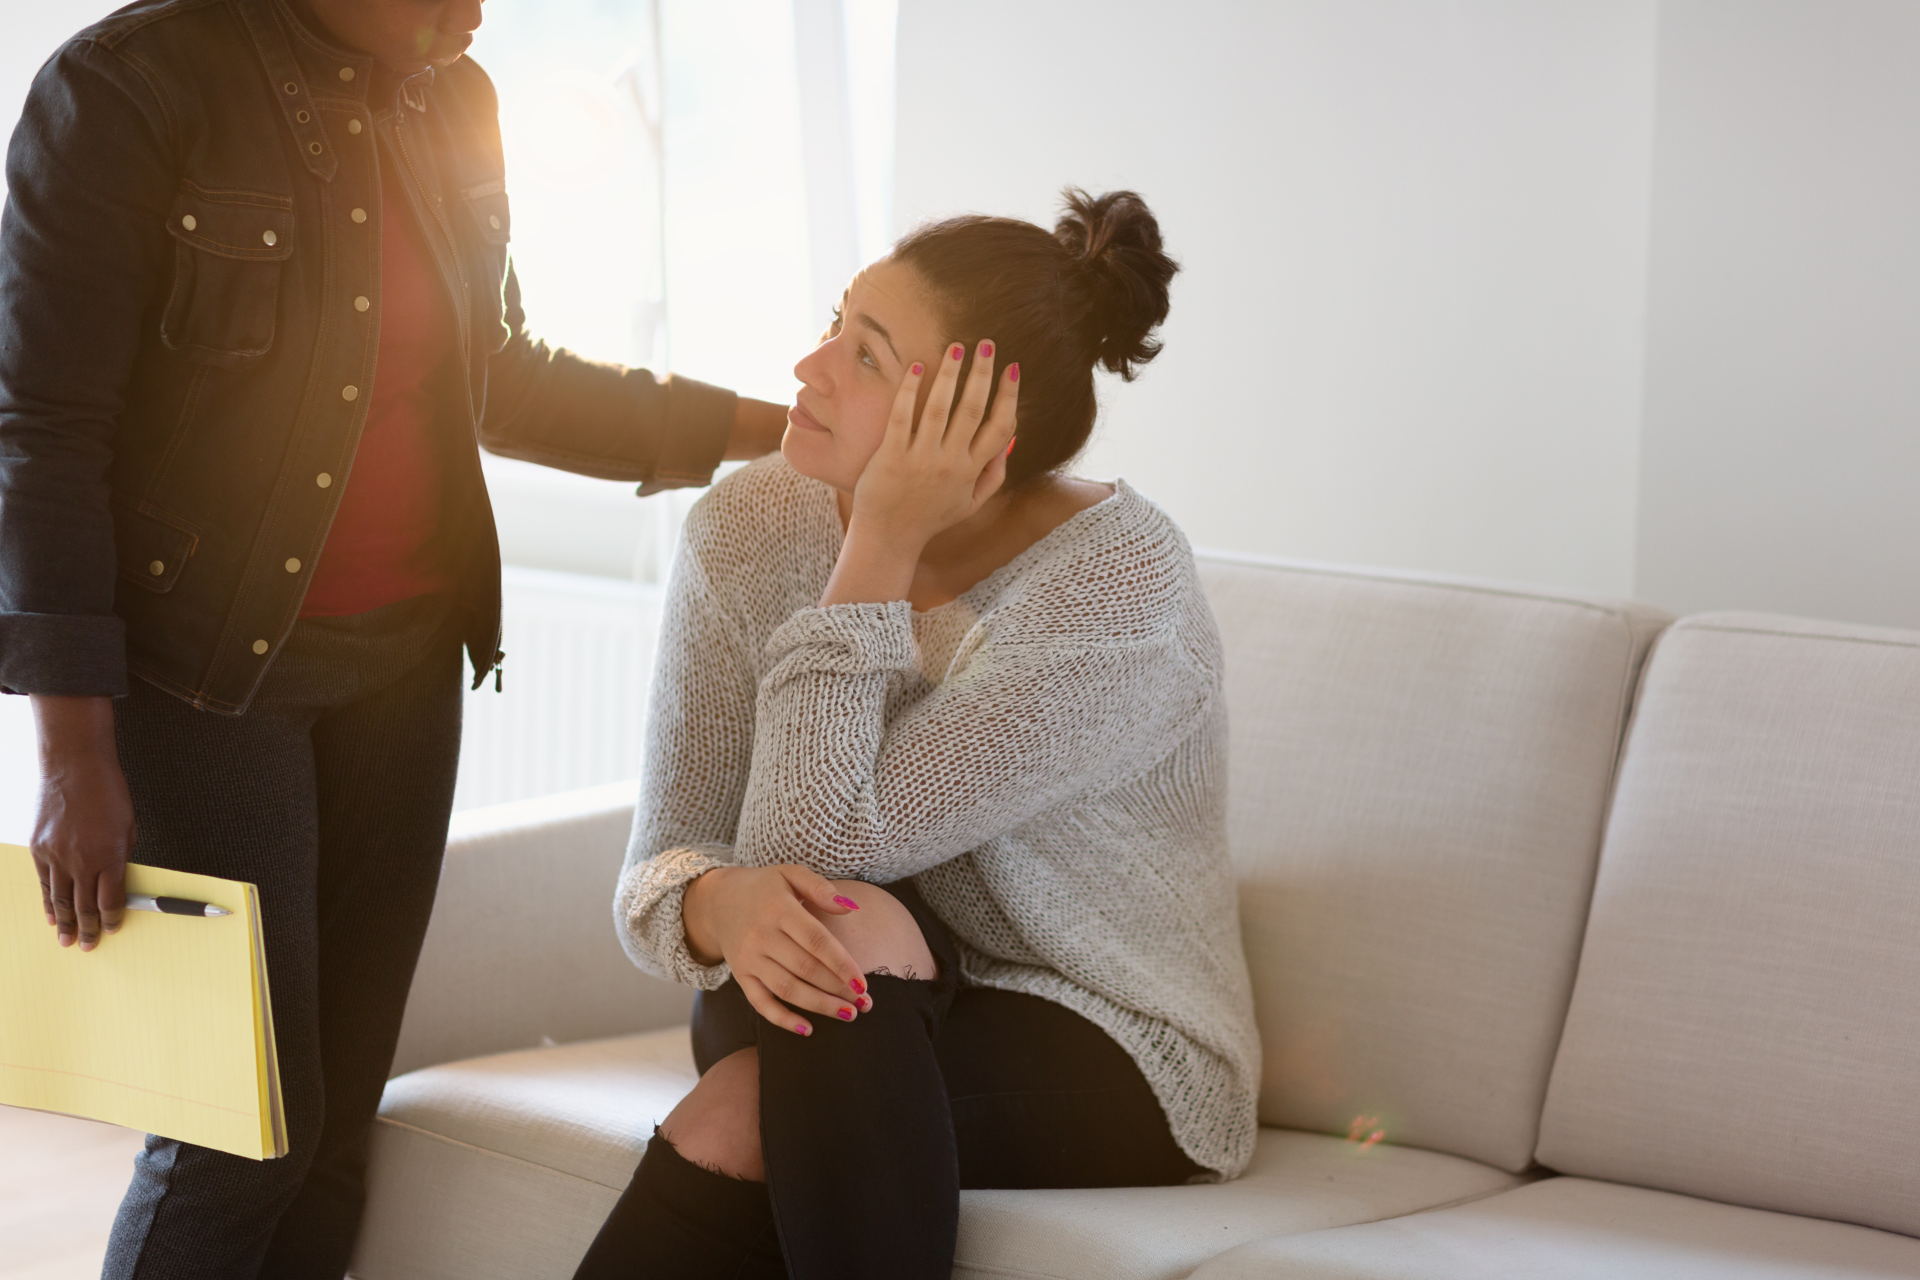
[
  {"xmin": 573, "ymin": 883, "xmax": 1203, "ymax": 1280},
  {"xmin": 103, "ymin": 595, "xmax": 464, "ymax": 1280}
]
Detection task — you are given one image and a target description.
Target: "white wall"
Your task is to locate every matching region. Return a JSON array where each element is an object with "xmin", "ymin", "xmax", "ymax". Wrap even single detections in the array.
[
  {"xmin": 1634, "ymin": 0, "xmax": 1920, "ymax": 628},
  {"xmin": 894, "ymin": 1, "xmax": 1659, "ymax": 595}
]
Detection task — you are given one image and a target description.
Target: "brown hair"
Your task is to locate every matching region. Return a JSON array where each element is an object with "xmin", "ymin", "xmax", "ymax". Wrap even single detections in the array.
[{"xmin": 891, "ymin": 188, "xmax": 1179, "ymax": 486}]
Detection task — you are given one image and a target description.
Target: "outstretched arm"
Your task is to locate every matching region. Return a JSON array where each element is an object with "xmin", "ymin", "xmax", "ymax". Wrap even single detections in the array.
[{"xmin": 479, "ymin": 262, "xmax": 786, "ymax": 489}]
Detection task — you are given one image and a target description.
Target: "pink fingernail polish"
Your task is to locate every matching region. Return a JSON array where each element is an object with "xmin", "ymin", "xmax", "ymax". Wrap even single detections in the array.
[
  {"xmin": 833, "ymin": 895, "xmax": 861, "ymax": 911},
  {"xmin": 950, "ymin": 344, "xmax": 963, "ymax": 360},
  {"xmin": 856, "ymin": 995, "xmax": 872, "ymax": 1011},
  {"xmin": 837, "ymin": 1006, "xmax": 855, "ymax": 1021},
  {"xmin": 796, "ymin": 1023, "xmax": 812, "ymax": 1036},
  {"xmin": 850, "ymin": 977, "xmax": 866, "ymax": 994},
  {"xmin": 980, "ymin": 341, "xmax": 993, "ymax": 358},
  {"xmin": 1009, "ymin": 363, "xmax": 1019, "ymax": 383},
  {"xmin": 910, "ymin": 362, "xmax": 923, "ymax": 376}
]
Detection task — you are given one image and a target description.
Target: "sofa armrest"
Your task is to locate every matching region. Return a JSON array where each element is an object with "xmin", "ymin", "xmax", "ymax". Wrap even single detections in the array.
[{"xmin": 388, "ymin": 781, "xmax": 695, "ymax": 1078}]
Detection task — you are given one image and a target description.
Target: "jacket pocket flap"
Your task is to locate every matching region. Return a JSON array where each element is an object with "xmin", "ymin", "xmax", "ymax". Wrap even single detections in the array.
[
  {"xmin": 167, "ymin": 185, "xmax": 295, "ymax": 261},
  {"xmin": 114, "ymin": 502, "xmax": 201, "ymax": 594},
  {"xmin": 462, "ymin": 183, "xmax": 510, "ymax": 244}
]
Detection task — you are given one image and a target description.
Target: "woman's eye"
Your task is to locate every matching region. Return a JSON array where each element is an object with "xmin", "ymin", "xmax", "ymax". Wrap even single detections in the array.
[
  {"xmin": 858, "ymin": 345, "xmax": 878, "ymax": 370},
  {"xmin": 829, "ymin": 306, "xmax": 844, "ymax": 336}
]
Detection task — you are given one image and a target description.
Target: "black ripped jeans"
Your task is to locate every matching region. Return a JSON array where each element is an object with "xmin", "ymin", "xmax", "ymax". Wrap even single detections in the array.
[{"xmin": 572, "ymin": 882, "xmax": 1203, "ymax": 1280}]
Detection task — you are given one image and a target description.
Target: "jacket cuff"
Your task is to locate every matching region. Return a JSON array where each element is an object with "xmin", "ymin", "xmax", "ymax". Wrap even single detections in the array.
[
  {"xmin": 0, "ymin": 612, "xmax": 128, "ymax": 696},
  {"xmin": 637, "ymin": 375, "xmax": 738, "ymax": 496}
]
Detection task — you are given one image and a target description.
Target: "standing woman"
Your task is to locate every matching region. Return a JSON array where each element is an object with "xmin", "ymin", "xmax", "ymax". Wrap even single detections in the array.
[{"xmin": 0, "ymin": 1, "xmax": 784, "ymax": 1276}]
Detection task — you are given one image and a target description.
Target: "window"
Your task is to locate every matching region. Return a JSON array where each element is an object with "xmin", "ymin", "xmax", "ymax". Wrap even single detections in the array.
[{"xmin": 458, "ymin": 0, "xmax": 899, "ymax": 809}]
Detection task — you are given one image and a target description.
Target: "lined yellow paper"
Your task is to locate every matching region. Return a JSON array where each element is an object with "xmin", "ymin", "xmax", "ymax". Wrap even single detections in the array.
[{"xmin": 0, "ymin": 846, "xmax": 286, "ymax": 1160}]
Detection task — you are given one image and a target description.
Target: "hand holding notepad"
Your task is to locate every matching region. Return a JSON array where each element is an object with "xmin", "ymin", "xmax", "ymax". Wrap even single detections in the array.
[{"xmin": 0, "ymin": 845, "xmax": 287, "ymax": 1160}]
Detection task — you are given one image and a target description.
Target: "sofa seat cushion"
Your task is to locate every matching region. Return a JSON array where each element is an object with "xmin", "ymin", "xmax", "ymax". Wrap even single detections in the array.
[
  {"xmin": 954, "ymin": 1128, "xmax": 1522, "ymax": 1280},
  {"xmin": 1186, "ymin": 1176, "xmax": 1920, "ymax": 1279},
  {"xmin": 350, "ymin": 1028, "xmax": 696, "ymax": 1280},
  {"xmin": 351, "ymin": 1028, "xmax": 1523, "ymax": 1280}
]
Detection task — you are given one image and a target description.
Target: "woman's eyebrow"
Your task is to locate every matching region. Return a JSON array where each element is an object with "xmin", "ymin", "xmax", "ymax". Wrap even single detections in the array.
[{"xmin": 854, "ymin": 313, "xmax": 901, "ymax": 364}]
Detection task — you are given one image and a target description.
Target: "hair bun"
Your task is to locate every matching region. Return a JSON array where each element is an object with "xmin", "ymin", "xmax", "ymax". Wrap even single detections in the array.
[{"xmin": 1054, "ymin": 188, "xmax": 1179, "ymax": 381}]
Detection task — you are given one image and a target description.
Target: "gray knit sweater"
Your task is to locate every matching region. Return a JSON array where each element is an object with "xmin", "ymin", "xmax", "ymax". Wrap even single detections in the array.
[{"xmin": 614, "ymin": 456, "xmax": 1260, "ymax": 1178}]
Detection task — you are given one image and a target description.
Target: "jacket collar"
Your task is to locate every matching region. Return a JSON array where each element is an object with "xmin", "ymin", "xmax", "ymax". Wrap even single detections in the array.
[
  {"xmin": 236, "ymin": 0, "xmax": 437, "ymax": 183},
  {"xmin": 235, "ymin": 0, "xmax": 360, "ymax": 182}
]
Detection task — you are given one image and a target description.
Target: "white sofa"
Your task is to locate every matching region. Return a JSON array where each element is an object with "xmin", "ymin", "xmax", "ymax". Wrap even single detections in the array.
[{"xmin": 348, "ymin": 553, "xmax": 1920, "ymax": 1279}]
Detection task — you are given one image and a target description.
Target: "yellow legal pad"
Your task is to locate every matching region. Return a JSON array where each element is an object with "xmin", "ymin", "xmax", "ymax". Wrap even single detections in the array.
[{"xmin": 0, "ymin": 846, "xmax": 286, "ymax": 1160}]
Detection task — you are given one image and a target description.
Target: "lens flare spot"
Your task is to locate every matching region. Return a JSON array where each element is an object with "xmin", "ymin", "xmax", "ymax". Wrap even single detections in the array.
[{"xmin": 1346, "ymin": 1114, "xmax": 1387, "ymax": 1151}]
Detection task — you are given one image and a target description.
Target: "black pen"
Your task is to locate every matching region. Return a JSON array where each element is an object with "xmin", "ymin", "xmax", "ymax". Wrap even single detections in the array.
[{"xmin": 126, "ymin": 894, "xmax": 231, "ymax": 918}]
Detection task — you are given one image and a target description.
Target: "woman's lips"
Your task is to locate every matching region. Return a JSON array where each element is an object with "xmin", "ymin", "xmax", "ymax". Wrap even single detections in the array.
[
  {"xmin": 788, "ymin": 403, "xmax": 829, "ymax": 434},
  {"xmin": 427, "ymin": 31, "xmax": 476, "ymax": 68}
]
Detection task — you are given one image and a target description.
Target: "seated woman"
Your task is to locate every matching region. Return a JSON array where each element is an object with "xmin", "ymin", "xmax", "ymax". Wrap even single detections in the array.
[{"xmin": 577, "ymin": 190, "xmax": 1260, "ymax": 1280}]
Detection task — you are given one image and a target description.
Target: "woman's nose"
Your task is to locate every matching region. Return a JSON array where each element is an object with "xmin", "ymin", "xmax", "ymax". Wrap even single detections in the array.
[
  {"xmin": 793, "ymin": 343, "xmax": 829, "ymax": 391},
  {"xmin": 447, "ymin": 0, "xmax": 485, "ymax": 36}
]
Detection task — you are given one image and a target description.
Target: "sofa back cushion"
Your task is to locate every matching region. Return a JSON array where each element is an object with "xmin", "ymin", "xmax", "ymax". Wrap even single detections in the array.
[
  {"xmin": 1196, "ymin": 554, "xmax": 1668, "ymax": 1173},
  {"xmin": 392, "ymin": 783, "xmax": 690, "ymax": 1077},
  {"xmin": 1536, "ymin": 613, "xmax": 1920, "ymax": 1237}
]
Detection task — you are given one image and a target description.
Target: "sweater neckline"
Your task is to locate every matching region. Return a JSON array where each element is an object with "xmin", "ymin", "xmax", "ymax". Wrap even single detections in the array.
[{"xmin": 816, "ymin": 476, "xmax": 1137, "ymax": 617}]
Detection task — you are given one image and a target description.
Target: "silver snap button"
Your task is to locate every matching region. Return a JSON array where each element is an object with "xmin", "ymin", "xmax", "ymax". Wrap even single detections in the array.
[
  {"xmin": 316, "ymin": 472, "xmax": 333, "ymax": 488},
  {"xmin": 180, "ymin": 214, "xmax": 197, "ymax": 232},
  {"xmin": 341, "ymin": 385, "xmax": 359, "ymax": 402},
  {"xmin": 284, "ymin": 558, "xmax": 301, "ymax": 573},
  {"xmin": 351, "ymin": 208, "xmax": 367, "ymax": 223},
  {"xmin": 489, "ymin": 215, "xmax": 501, "ymax": 230},
  {"xmin": 354, "ymin": 296, "xmax": 370, "ymax": 312},
  {"xmin": 252, "ymin": 639, "xmax": 270, "ymax": 655},
  {"xmin": 148, "ymin": 560, "xmax": 165, "ymax": 576},
  {"xmin": 262, "ymin": 230, "xmax": 278, "ymax": 247},
  {"xmin": 339, "ymin": 67, "xmax": 355, "ymax": 82},
  {"xmin": 348, "ymin": 119, "xmax": 363, "ymax": 135}
]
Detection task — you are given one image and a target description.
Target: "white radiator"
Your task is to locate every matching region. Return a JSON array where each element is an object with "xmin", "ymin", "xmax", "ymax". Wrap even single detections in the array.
[
  {"xmin": 452, "ymin": 566, "xmax": 662, "ymax": 812},
  {"xmin": 0, "ymin": 567, "xmax": 664, "ymax": 839}
]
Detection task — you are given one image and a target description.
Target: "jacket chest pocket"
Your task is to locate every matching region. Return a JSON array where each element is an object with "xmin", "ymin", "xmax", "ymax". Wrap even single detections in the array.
[
  {"xmin": 160, "ymin": 186, "xmax": 295, "ymax": 367},
  {"xmin": 461, "ymin": 180, "xmax": 511, "ymax": 354}
]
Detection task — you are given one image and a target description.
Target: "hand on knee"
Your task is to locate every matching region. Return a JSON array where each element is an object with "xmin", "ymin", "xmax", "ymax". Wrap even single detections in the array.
[
  {"xmin": 659, "ymin": 1048, "xmax": 764, "ymax": 1181},
  {"xmin": 816, "ymin": 880, "xmax": 938, "ymax": 983}
]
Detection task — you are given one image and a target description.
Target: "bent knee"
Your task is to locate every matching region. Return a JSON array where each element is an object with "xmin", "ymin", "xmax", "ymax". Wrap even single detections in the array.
[
  {"xmin": 660, "ymin": 1047, "xmax": 764, "ymax": 1181},
  {"xmin": 818, "ymin": 880, "xmax": 938, "ymax": 981}
]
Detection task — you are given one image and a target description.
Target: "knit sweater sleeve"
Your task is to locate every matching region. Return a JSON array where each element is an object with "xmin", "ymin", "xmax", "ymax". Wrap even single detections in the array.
[
  {"xmin": 734, "ymin": 598, "xmax": 1213, "ymax": 882},
  {"xmin": 613, "ymin": 532, "xmax": 753, "ymax": 989}
]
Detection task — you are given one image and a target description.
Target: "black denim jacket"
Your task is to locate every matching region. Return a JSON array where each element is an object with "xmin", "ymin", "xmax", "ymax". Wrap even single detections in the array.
[{"xmin": 0, "ymin": 0, "xmax": 736, "ymax": 712}]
